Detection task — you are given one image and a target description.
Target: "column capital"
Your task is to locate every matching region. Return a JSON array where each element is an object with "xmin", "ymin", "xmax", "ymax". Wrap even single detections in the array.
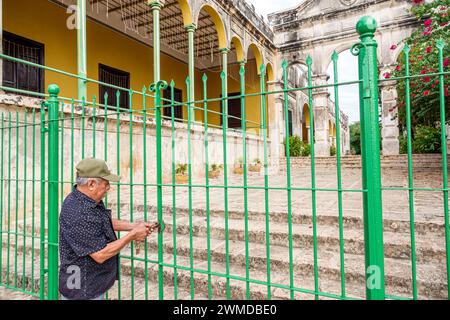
[
  {"xmin": 185, "ymin": 24, "xmax": 197, "ymax": 32},
  {"xmin": 238, "ymin": 60, "xmax": 247, "ymax": 66},
  {"xmin": 219, "ymin": 48, "xmax": 230, "ymax": 54},
  {"xmin": 148, "ymin": 0, "xmax": 164, "ymax": 10}
]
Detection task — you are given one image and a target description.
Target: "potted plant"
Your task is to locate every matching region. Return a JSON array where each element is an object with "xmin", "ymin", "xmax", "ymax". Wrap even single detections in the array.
[
  {"xmin": 175, "ymin": 163, "xmax": 189, "ymax": 184},
  {"xmin": 249, "ymin": 158, "xmax": 262, "ymax": 172},
  {"xmin": 209, "ymin": 164, "xmax": 223, "ymax": 179},
  {"xmin": 233, "ymin": 157, "xmax": 244, "ymax": 175}
]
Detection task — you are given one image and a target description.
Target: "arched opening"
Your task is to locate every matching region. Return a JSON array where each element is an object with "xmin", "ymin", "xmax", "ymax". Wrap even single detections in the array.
[
  {"xmin": 196, "ymin": 4, "xmax": 227, "ymax": 50},
  {"xmin": 266, "ymin": 63, "xmax": 275, "ymax": 82},
  {"xmin": 193, "ymin": 4, "xmax": 228, "ymax": 127},
  {"xmin": 231, "ymin": 36, "xmax": 245, "ymax": 63},
  {"xmin": 302, "ymin": 103, "xmax": 310, "ymax": 143},
  {"xmin": 177, "ymin": 0, "xmax": 193, "ymax": 26},
  {"xmin": 247, "ymin": 43, "xmax": 263, "ymax": 75},
  {"xmin": 245, "ymin": 43, "xmax": 265, "ymax": 135}
]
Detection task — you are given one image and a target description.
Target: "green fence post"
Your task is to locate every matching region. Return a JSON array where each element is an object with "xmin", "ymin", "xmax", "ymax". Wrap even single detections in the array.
[
  {"xmin": 354, "ymin": 16, "xmax": 385, "ymax": 300},
  {"xmin": 47, "ymin": 84, "xmax": 60, "ymax": 300}
]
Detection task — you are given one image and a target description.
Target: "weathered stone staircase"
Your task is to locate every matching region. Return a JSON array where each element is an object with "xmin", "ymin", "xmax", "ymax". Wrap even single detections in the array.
[{"xmin": 1, "ymin": 200, "xmax": 448, "ymax": 300}]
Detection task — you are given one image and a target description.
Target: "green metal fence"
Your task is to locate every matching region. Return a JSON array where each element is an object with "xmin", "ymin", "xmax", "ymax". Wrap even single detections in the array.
[{"xmin": 0, "ymin": 16, "xmax": 448, "ymax": 300}]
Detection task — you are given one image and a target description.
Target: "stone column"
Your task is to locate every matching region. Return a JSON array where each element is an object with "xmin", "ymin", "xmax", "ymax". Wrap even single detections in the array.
[
  {"xmin": 312, "ymin": 74, "xmax": 330, "ymax": 157},
  {"xmin": 380, "ymin": 68, "xmax": 400, "ymax": 155},
  {"xmin": 268, "ymin": 81, "xmax": 285, "ymax": 164}
]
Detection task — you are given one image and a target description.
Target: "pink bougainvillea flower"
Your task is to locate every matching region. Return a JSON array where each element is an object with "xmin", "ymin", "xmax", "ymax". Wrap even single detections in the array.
[
  {"xmin": 444, "ymin": 58, "xmax": 450, "ymax": 67},
  {"xmin": 390, "ymin": 44, "xmax": 397, "ymax": 50},
  {"xmin": 418, "ymin": 56, "xmax": 424, "ymax": 60},
  {"xmin": 423, "ymin": 30, "xmax": 431, "ymax": 36},
  {"xmin": 424, "ymin": 77, "xmax": 431, "ymax": 82},
  {"xmin": 424, "ymin": 19, "xmax": 432, "ymax": 27},
  {"xmin": 395, "ymin": 65, "xmax": 401, "ymax": 72},
  {"xmin": 445, "ymin": 87, "xmax": 449, "ymax": 97},
  {"xmin": 383, "ymin": 72, "xmax": 391, "ymax": 79},
  {"xmin": 423, "ymin": 90, "xmax": 431, "ymax": 96},
  {"xmin": 426, "ymin": 46, "xmax": 432, "ymax": 54},
  {"xmin": 421, "ymin": 69, "xmax": 427, "ymax": 74},
  {"xmin": 441, "ymin": 22, "xmax": 449, "ymax": 27},
  {"xmin": 412, "ymin": 93, "xmax": 416, "ymax": 98},
  {"xmin": 413, "ymin": 0, "xmax": 424, "ymax": 4}
]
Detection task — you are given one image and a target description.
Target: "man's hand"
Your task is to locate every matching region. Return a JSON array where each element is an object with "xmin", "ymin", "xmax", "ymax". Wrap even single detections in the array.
[
  {"xmin": 130, "ymin": 224, "xmax": 151, "ymax": 242},
  {"xmin": 136, "ymin": 222, "xmax": 160, "ymax": 233}
]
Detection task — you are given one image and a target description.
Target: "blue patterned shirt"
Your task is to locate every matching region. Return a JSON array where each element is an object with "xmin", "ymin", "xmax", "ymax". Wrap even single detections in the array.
[{"xmin": 59, "ymin": 187, "xmax": 118, "ymax": 300}]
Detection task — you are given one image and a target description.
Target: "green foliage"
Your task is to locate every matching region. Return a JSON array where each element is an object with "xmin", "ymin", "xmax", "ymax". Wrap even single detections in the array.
[
  {"xmin": 399, "ymin": 135, "xmax": 408, "ymax": 154},
  {"xmin": 210, "ymin": 164, "xmax": 223, "ymax": 171},
  {"xmin": 412, "ymin": 125, "xmax": 442, "ymax": 153},
  {"xmin": 392, "ymin": 0, "xmax": 450, "ymax": 128},
  {"xmin": 283, "ymin": 135, "xmax": 311, "ymax": 157},
  {"xmin": 398, "ymin": 125, "xmax": 442, "ymax": 154},
  {"xmin": 176, "ymin": 163, "xmax": 188, "ymax": 175},
  {"xmin": 350, "ymin": 122, "xmax": 361, "ymax": 155},
  {"xmin": 330, "ymin": 145, "xmax": 336, "ymax": 157}
]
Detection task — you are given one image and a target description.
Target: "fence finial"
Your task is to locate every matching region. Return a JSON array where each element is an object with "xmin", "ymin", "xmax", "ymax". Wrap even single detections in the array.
[
  {"xmin": 48, "ymin": 84, "xmax": 60, "ymax": 97},
  {"xmin": 356, "ymin": 16, "xmax": 377, "ymax": 37}
]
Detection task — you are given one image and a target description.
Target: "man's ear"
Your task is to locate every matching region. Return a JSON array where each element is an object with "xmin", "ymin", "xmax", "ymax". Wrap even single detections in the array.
[{"xmin": 88, "ymin": 179, "xmax": 96, "ymax": 190}]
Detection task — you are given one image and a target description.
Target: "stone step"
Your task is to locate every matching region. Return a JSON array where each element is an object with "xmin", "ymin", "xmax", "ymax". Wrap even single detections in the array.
[
  {"xmin": 278, "ymin": 155, "xmax": 449, "ymax": 170},
  {"xmin": 111, "ymin": 204, "xmax": 446, "ymax": 236}
]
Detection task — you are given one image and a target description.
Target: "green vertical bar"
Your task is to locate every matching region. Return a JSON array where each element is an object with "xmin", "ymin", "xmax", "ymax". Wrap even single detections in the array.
[
  {"xmin": 202, "ymin": 73, "xmax": 212, "ymax": 299},
  {"xmin": 6, "ymin": 112, "xmax": 11, "ymax": 286},
  {"xmin": 128, "ymin": 90, "xmax": 135, "ymax": 300},
  {"xmin": 259, "ymin": 65, "xmax": 271, "ymax": 300},
  {"xmin": 437, "ymin": 39, "xmax": 450, "ymax": 299},
  {"xmin": 47, "ymin": 85, "xmax": 60, "ymax": 300},
  {"xmin": 92, "ymin": 96, "xmax": 97, "ymax": 158},
  {"xmin": 22, "ymin": 110, "xmax": 28, "ymax": 291},
  {"xmin": 239, "ymin": 63, "xmax": 250, "ymax": 299},
  {"xmin": 142, "ymin": 86, "xmax": 149, "ymax": 301},
  {"xmin": 185, "ymin": 76, "xmax": 195, "ymax": 300},
  {"xmin": 0, "ymin": 113, "xmax": 3, "ymax": 285},
  {"xmin": 81, "ymin": 97, "xmax": 86, "ymax": 159},
  {"xmin": 31, "ymin": 108, "xmax": 36, "ymax": 293},
  {"xmin": 71, "ymin": 100, "xmax": 75, "ymax": 187},
  {"xmin": 149, "ymin": 0, "xmax": 164, "ymax": 300},
  {"xmin": 403, "ymin": 44, "xmax": 417, "ymax": 300},
  {"xmin": 39, "ymin": 104, "xmax": 46, "ymax": 300},
  {"xmin": 14, "ymin": 111, "xmax": 19, "ymax": 288},
  {"xmin": 281, "ymin": 60, "xmax": 294, "ymax": 300},
  {"xmin": 103, "ymin": 93, "xmax": 109, "ymax": 301},
  {"xmin": 306, "ymin": 56, "xmax": 319, "ymax": 300},
  {"xmin": 115, "ymin": 91, "xmax": 122, "ymax": 300},
  {"xmin": 170, "ymin": 80, "xmax": 178, "ymax": 300},
  {"xmin": 60, "ymin": 102, "xmax": 64, "ymax": 217},
  {"xmin": 355, "ymin": 16, "xmax": 385, "ymax": 300},
  {"xmin": 332, "ymin": 51, "xmax": 346, "ymax": 298},
  {"xmin": 186, "ymin": 24, "xmax": 196, "ymax": 122},
  {"xmin": 77, "ymin": 0, "xmax": 87, "ymax": 101},
  {"xmin": 220, "ymin": 69, "xmax": 231, "ymax": 299},
  {"xmin": 150, "ymin": 80, "xmax": 167, "ymax": 301}
]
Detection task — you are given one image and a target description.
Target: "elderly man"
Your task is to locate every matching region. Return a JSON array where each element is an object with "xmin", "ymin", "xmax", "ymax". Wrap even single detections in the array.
[{"xmin": 59, "ymin": 158, "xmax": 158, "ymax": 300}]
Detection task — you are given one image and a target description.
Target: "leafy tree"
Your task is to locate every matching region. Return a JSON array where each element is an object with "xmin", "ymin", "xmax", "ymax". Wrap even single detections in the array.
[
  {"xmin": 390, "ymin": 0, "xmax": 449, "ymax": 131},
  {"xmin": 350, "ymin": 122, "xmax": 361, "ymax": 155}
]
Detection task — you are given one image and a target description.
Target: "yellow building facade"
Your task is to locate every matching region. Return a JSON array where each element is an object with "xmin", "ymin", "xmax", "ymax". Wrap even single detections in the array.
[{"xmin": 2, "ymin": 0, "xmax": 276, "ymax": 132}]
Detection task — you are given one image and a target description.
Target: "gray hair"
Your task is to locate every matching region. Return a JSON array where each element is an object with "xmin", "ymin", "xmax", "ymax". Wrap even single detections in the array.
[{"xmin": 76, "ymin": 177, "xmax": 102, "ymax": 186}]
